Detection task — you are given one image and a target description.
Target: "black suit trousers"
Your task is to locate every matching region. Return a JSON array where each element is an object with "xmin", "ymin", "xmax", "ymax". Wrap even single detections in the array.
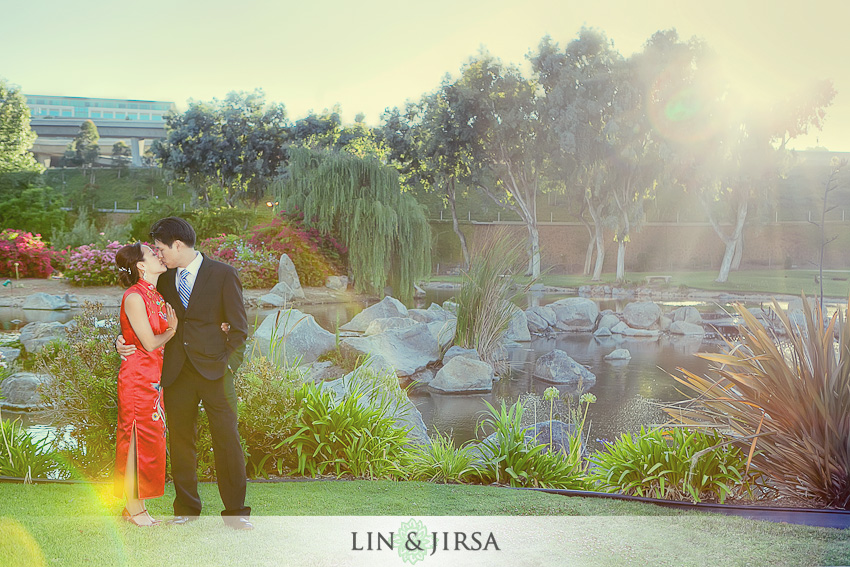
[{"xmin": 163, "ymin": 359, "xmax": 250, "ymax": 518}]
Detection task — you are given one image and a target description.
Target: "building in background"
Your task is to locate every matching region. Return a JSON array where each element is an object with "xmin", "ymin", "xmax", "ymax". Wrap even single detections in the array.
[{"xmin": 24, "ymin": 95, "xmax": 176, "ymax": 167}]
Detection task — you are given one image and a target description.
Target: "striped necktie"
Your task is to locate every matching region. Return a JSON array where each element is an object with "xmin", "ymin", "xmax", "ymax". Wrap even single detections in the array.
[{"xmin": 178, "ymin": 269, "xmax": 191, "ymax": 309}]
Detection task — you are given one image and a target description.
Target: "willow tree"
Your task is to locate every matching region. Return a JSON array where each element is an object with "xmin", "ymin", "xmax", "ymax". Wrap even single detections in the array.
[{"xmin": 274, "ymin": 147, "xmax": 430, "ymax": 301}]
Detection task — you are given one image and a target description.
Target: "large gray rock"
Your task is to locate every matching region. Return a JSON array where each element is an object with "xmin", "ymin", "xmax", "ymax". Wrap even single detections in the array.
[
  {"xmin": 276, "ymin": 254, "xmax": 306, "ymax": 299},
  {"xmin": 611, "ymin": 321, "xmax": 660, "ymax": 337},
  {"xmin": 270, "ymin": 281, "xmax": 304, "ymax": 301},
  {"xmin": 252, "ymin": 309, "xmax": 335, "ymax": 366},
  {"xmin": 441, "ymin": 345, "xmax": 480, "ymax": 365},
  {"xmin": 623, "ymin": 302, "xmax": 662, "ymax": 329},
  {"xmin": 341, "ymin": 296, "xmax": 408, "ymax": 332},
  {"xmin": 533, "ymin": 350, "xmax": 596, "ymax": 386},
  {"xmin": 19, "ymin": 321, "xmax": 67, "ymax": 354},
  {"xmin": 597, "ymin": 313, "xmax": 621, "ymax": 331},
  {"xmin": 324, "ymin": 275, "xmax": 348, "ymax": 291},
  {"xmin": 365, "ymin": 317, "xmax": 418, "ymax": 336},
  {"xmin": 505, "ymin": 303, "xmax": 531, "ymax": 342},
  {"xmin": 22, "ymin": 293, "xmax": 70, "ymax": 311},
  {"xmin": 525, "ymin": 309, "xmax": 550, "ymax": 333},
  {"xmin": 341, "ymin": 323, "xmax": 440, "ymax": 377},
  {"xmin": 671, "ymin": 306, "xmax": 702, "ymax": 324},
  {"xmin": 1, "ymin": 372, "xmax": 49, "ymax": 409},
  {"xmin": 528, "ymin": 305, "xmax": 557, "ymax": 328},
  {"xmin": 548, "ymin": 298, "xmax": 599, "ymax": 332},
  {"xmin": 409, "ymin": 303, "xmax": 453, "ymax": 324},
  {"xmin": 429, "ymin": 356, "xmax": 494, "ymax": 393},
  {"xmin": 1, "ymin": 347, "xmax": 21, "ymax": 366},
  {"xmin": 669, "ymin": 320, "xmax": 705, "ymax": 337},
  {"xmin": 427, "ymin": 319, "xmax": 457, "ymax": 351},
  {"xmin": 321, "ymin": 366, "xmax": 429, "ymax": 446}
]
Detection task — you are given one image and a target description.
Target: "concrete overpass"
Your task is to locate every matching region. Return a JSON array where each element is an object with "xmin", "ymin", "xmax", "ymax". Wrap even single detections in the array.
[{"xmin": 30, "ymin": 118, "xmax": 168, "ymax": 167}]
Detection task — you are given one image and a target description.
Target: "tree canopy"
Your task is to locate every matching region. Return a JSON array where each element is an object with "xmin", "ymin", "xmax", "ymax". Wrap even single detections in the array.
[{"xmin": 0, "ymin": 80, "xmax": 43, "ymax": 174}]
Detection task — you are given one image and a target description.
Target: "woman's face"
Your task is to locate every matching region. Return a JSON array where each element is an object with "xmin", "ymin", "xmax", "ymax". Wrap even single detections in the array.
[{"xmin": 137, "ymin": 245, "xmax": 166, "ymax": 278}]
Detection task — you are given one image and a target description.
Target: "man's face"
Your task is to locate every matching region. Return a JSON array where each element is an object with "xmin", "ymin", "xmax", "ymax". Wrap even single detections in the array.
[{"xmin": 153, "ymin": 240, "xmax": 179, "ymax": 269}]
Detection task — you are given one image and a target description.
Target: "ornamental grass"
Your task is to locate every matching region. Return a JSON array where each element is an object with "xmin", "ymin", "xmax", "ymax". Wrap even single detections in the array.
[{"xmin": 665, "ymin": 295, "xmax": 850, "ymax": 508}]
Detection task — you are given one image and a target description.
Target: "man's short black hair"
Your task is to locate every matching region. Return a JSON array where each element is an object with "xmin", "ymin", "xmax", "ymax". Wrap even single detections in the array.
[{"xmin": 150, "ymin": 216, "xmax": 196, "ymax": 248}]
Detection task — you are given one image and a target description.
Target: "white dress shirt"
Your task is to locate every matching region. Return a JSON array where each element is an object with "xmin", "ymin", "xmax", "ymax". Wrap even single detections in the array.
[{"xmin": 177, "ymin": 252, "xmax": 203, "ymax": 298}]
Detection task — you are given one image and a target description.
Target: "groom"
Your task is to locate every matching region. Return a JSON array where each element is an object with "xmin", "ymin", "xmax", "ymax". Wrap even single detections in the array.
[{"xmin": 118, "ymin": 217, "xmax": 252, "ymax": 529}]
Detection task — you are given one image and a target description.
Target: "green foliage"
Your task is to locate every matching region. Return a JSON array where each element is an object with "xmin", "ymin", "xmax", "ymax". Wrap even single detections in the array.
[
  {"xmin": 0, "ymin": 415, "xmax": 71, "ymax": 480},
  {"xmin": 405, "ymin": 432, "xmax": 481, "ymax": 484},
  {"xmin": 588, "ymin": 427, "xmax": 759, "ymax": 503},
  {"xmin": 668, "ymin": 296, "xmax": 850, "ymax": 508},
  {"xmin": 477, "ymin": 400, "xmax": 587, "ymax": 489},
  {"xmin": 234, "ymin": 356, "xmax": 303, "ymax": 478},
  {"xmin": 154, "ymin": 90, "xmax": 290, "ymax": 205},
  {"xmin": 36, "ymin": 303, "xmax": 120, "ymax": 478},
  {"xmin": 0, "ymin": 80, "xmax": 43, "ymax": 174},
  {"xmin": 50, "ymin": 208, "xmax": 129, "ymax": 250},
  {"xmin": 63, "ymin": 120, "xmax": 100, "ymax": 168},
  {"xmin": 454, "ymin": 231, "xmax": 528, "ymax": 368},
  {"xmin": 188, "ymin": 206, "xmax": 257, "ymax": 241},
  {"xmin": 129, "ymin": 196, "xmax": 189, "ymax": 241},
  {"xmin": 0, "ymin": 174, "xmax": 66, "ymax": 239},
  {"xmin": 282, "ymin": 379, "xmax": 410, "ymax": 479},
  {"xmin": 275, "ymin": 147, "xmax": 430, "ymax": 301}
]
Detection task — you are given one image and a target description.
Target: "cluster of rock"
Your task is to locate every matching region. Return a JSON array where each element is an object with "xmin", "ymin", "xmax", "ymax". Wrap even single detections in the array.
[
  {"xmin": 524, "ymin": 298, "xmax": 705, "ymax": 341},
  {"xmin": 578, "ymin": 285, "xmax": 685, "ymax": 301},
  {"xmin": 22, "ymin": 292, "xmax": 78, "ymax": 311}
]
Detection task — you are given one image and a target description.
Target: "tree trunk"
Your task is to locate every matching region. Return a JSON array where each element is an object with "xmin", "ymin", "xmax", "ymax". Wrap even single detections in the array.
[
  {"xmin": 731, "ymin": 232, "xmax": 744, "ymax": 270},
  {"xmin": 448, "ymin": 179, "xmax": 470, "ymax": 270},
  {"xmin": 587, "ymin": 197, "xmax": 605, "ymax": 281},
  {"xmin": 712, "ymin": 199, "xmax": 748, "ymax": 283},
  {"xmin": 580, "ymin": 214, "xmax": 595, "ymax": 275},
  {"xmin": 616, "ymin": 239, "xmax": 626, "ymax": 282},
  {"xmin": 527, "ymin": 222, "xmax": 541, "ymax": 279}
]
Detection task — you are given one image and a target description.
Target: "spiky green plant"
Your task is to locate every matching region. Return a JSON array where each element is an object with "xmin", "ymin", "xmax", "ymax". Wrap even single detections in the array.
[
  {"xmin": 454, "ymin": 231, "xmax": 530, "ymax": 368},
  {"xmin": 406, "ymin": 432, "xmax": 482, "ymax": 483},
  {"xmin": 665, "ymin": 295, "xmax": 850, "ymax": 508},
  {"xmin": 0, "ymin": 413, "xmax": 71, "ymax": 480}
]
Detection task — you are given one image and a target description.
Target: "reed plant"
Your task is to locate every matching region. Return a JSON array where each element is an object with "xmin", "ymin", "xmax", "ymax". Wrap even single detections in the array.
[
  {"xmin": 453, "ymin": 231, "xmax": 530, "ymax": 368},
  {"xmin": 405, "ymin": 432, "xmax": 482, "ymax": 483},
  {"xmin": 665, "ymin": 295, "xmax": 850, "ymax": 508},
  {"xmin": 0, "ymin": 411, "xmax": 71, "ymax": 480}
]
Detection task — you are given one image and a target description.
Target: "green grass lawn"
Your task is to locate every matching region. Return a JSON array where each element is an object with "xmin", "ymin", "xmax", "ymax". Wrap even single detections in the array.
[
  {"xmin": 2, "ymin": 481, "xmax": 849, "ymax": 566},
  {"xmin": 430, "ymin": 269, "xmax": 850, "ymax": 300}
]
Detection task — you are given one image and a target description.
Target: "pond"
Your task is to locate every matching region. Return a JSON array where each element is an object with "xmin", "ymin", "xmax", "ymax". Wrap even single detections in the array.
[{"xmin": 2, "ymin": 288, "xmax": 730, "ymax": 452}]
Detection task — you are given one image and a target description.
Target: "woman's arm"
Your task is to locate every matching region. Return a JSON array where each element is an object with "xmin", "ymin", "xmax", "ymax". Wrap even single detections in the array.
[{"xmin": 124, "ymin": 294, "xmax": 177, "ymax": 352}]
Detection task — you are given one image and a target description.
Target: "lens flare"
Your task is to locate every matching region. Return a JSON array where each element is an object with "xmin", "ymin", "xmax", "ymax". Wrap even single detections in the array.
[{"xmin": 0, "ymin": 518, "xmax": 47, "ymax": 567}]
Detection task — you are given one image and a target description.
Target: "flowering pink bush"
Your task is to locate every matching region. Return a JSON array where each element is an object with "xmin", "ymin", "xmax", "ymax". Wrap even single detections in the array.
[
  {"xmin": 0, "ymin": 229, "xmax": 55, "ymax": 278},
  {"xmin": 63, "ymin": 241, "xmax": 124, "ymax": 286},
  {"xmin": 200, "ymin": 235, "xmax": 278, "ymax": 289}
]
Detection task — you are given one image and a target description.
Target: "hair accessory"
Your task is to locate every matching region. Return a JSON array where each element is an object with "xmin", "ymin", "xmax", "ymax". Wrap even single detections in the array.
[{"xmin": 119, "ymin": 266, "xmax": 132, "ymax": 273}]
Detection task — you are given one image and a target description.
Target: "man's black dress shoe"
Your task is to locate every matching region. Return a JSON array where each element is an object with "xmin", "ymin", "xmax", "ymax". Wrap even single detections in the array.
[
  {"xmin": 167, "ymin": 515, "xmax": 199, "ymax": 526},
  {"xmin": 224, "ymin": 517, "xmax": 254, "ymax": 531}
]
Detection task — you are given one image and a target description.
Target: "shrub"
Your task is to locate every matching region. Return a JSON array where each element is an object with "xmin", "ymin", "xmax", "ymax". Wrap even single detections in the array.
[
  {"xmin": 406, "ymin": 432, "xmax": 481, "ymax": 484},
  {"xmin": 282, "ymin": 378, "xmax": 410, "ymax": 479},
  {"xmin": 199, "ymin": 235, "xmax": 278, "ymax": 288},
  {"xmin": 50, "ymin": 208, "xmax": 129, "ymax": 251},
  {"xmin": 476, "ymin": 399, "xmax": 587, "ymax": 489},
  {"xmin": 188, "ymin": 206, "xmax": 257, "ymax": 241},
  {"xmin": 0, "ymin": 415, "xmax": 72, "ymax": 480},
  {"xmin": 62, "ymin": 241, "xmax": 123, "ymax": 286},
  {"xmin": 37, "ymin": 303, "xmax": 120, "ymax": 478},
  {"xmin": 588, "ymin": 427, "xmax": 760, "ymax": 503},
  {"xmin": 666, "ymin": 296, "xmax": 850, "ymax": 508},
  {"xmin": 0, "ymin": 229, "xmax": 55, "ymax": 278}
]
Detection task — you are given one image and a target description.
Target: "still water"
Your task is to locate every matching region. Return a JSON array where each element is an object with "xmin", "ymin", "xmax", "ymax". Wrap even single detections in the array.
[{"xmin": 3, "ymin": 290, "xmax": 720, "ymax": 449}]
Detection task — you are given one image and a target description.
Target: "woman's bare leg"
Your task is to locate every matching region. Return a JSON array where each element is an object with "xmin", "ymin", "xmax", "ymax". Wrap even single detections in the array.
[{"xmin": 124, "ymin": 426, "xmax": 156, "ymax": 525}]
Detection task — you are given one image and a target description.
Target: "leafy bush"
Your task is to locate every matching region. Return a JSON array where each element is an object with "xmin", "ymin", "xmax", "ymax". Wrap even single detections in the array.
[
  {"xmin": 476, "ymin": 400, "xmax": 587, "ymax": 489},
  {"xmin": 235, "ymin": 356, "xmax": 303, "ymax": 478},
  {"xmin": 282, "ymin": 378, "xmax": 410, "ymax": 479},
  {"xmin": 247, "ymin": 213, "xmax": 344, "ymax": 286},
  {"xmin": 667, "ymin": 296, "xmax": 850, "ymax": 508},
  {"xmin": 37, "ymin": 303, "xmax": 120, "ymax": 478},
  {"xmin": 188, "ymin": 206, "xmax": 257, "ymax": 241},
  {"xmin": 62, "ymin": 241, "xmax": 123, "ymax": 286},
  {"xmin": 129, "ymin": 196, "xmax": 190, "ymax": 241},
  {"xmin": 0, "ymin": 416, "xmax": 72, "ymax": 480},
  {"xmin": 199, "ymin": 235, "xmax": 278, "ymax": 288},
  {"xmin": 588, "ymin": 427, "xmax": 760, "ymax": 503},
  {"xmin": 50, "ymin": 208, "xmax": 129, "ymax": 251},
  {"xmin": 0, "ymin": 229, "xmax": 55, "ymax": 278},
  {"xmin": 406, "ymin": 432, "xmax": 481, "ymax": 483}
]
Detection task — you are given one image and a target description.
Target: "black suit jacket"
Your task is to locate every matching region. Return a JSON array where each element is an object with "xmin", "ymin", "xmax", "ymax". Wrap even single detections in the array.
[{"xmin": 157, "ymin": 254, "xmax": 248, "ymax": 388}]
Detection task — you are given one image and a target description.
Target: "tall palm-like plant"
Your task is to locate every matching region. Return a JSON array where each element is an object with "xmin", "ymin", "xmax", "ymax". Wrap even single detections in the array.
[{"xmin": 665, "ymin": 296, "xmax": 850, "ymax": 508}]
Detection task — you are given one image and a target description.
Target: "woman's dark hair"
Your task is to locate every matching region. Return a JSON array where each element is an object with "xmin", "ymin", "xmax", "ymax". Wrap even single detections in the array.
[
  {"xmin": 115, "ymin": 243, "xmax": 144, "ymax": 287},
  {"xmin": 149, "ymin": 216, "xmax": 196, "ymax": 248}
]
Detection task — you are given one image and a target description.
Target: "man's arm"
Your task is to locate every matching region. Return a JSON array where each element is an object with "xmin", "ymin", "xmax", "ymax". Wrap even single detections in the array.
[{"xmin": 222, "ymin": 266, "xmax": 248, "ymax": 362}]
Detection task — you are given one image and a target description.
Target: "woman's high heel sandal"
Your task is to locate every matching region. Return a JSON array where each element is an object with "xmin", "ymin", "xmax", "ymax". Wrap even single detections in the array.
[{"xmin": 121, "ymin": 507, "xmax": 161, "ymax": 527}]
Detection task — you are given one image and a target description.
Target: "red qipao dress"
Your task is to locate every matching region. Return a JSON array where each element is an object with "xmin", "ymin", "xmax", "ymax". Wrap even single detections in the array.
[{"xmin": 114, "ymin": 281, "xmax": 168, "ymax": 499}]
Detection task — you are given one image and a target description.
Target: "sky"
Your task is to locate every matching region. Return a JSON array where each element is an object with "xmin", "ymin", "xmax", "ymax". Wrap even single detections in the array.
[{"xmin": 2, "ymin": 0, "xmax": 849, "ymax": 151}]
